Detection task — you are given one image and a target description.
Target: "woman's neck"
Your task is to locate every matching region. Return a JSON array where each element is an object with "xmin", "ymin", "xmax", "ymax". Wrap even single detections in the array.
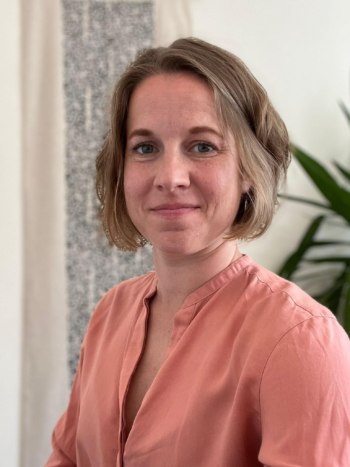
[{"xmin": 152, "ymin": 240, "xmax": 242, "ymax": 316}]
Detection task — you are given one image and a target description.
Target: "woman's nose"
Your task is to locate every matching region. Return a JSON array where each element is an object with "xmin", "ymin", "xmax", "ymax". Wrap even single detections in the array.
[{"xmin": 153, "ymin": 150, "xmax": 191, "ymax": 192}]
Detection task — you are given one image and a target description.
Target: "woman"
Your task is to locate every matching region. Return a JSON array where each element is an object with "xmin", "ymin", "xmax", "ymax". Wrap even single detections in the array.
[{"xmin": 45, "ymin": 37, "xmax": 350, "ymax": 466}]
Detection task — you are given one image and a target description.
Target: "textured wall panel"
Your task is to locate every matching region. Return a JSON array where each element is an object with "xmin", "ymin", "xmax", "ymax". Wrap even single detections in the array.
[{"xmin": 62, "ymin": 1, "xmax": 154, "ymax": 384}]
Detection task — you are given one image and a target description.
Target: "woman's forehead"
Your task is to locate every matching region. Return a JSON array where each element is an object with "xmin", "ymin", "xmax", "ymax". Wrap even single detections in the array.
[
  {"xmin": 130, "ymin": 74, "xmax": 215, "ymax": 112},
  {"xmin": 126, "ymin": 73, "xmax": 224, "ymax": 137}
]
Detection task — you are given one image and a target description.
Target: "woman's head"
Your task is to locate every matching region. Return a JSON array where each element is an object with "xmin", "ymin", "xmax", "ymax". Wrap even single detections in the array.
[{"xmin": 96, "ymin": 37, "xmax": 291, "ymax": 252}]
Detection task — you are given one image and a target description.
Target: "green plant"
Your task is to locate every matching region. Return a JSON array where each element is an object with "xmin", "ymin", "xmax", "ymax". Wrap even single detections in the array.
[{"xmin": 277, "ymin": 103, "xmax": 350, "ymax": 336}]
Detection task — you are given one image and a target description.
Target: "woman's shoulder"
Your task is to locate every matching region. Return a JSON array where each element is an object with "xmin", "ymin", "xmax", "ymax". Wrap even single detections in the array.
[
  {"xmin": 242, "ymin": 259, "xmax": 334, "ymax": 320},
  {"xmin": 239, "ymin": 260, "xmax": 350, "ymax": 387},
  {"xmin": 236, "ymin": 257, "xmax": 348, "ymax": 351}
]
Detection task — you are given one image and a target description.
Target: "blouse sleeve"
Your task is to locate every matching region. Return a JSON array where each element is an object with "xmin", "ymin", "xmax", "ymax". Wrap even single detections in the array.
[
  {"xmin": 258, "ymin": 316, "xmax": 350, "ymax": 467},
  {"xmin": 44, "ymin": 342, "xmax": 85, "ymax": 467}
]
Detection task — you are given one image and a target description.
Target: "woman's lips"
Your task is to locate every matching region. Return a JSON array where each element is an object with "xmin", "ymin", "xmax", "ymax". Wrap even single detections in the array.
[{"xmin": 152, "ymin": 207, "xmax": 199, "ymax": 218}]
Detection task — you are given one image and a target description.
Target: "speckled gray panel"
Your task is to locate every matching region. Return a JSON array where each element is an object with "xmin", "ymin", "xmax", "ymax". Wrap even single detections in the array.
[{"xmin": 62, "ymin": 0, "xmax": 154, "ymax": 385}]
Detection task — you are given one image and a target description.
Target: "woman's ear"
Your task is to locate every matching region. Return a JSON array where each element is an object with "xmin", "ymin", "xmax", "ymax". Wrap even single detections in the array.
[{"xmin": 241, "ymin": 180, "xmax": 251, "ymax": 194}]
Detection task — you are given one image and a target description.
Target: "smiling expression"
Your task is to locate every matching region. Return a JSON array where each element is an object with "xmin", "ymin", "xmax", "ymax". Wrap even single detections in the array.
[{"xmin": 123, "ymin": 72, "xmax": 250, "ymax": 255}]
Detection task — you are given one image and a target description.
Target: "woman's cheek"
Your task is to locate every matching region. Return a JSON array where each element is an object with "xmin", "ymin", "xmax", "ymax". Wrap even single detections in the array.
[{"xmin": 124, "ymin": 171, "xmax": 143, "ymax": 202}]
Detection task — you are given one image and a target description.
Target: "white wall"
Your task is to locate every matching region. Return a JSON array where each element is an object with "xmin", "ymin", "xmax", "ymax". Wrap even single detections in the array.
[
  {"xmin": 0, "ymin": 0, "xmax": 22, "ymax": 465},
  {"xmin": 191, "ymin": 0, "xmax": 350, "ymax": 271}
]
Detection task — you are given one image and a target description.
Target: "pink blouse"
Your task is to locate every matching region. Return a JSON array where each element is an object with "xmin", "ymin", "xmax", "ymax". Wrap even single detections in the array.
[{"xmin": 45, "ymin": 254, "xmax": 350, "ymax": 466}]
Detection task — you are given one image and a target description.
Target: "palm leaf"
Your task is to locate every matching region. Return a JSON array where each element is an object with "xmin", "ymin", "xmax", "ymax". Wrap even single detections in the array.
[
  {"xmin": 278, "ymin": 216, "xmax": 325, "ymax": 279},
  {"xmin": 340, "ymin": 266, "xmax": 350, "ymax": 335},
  {"xmin": 277, "ymin": 194, "xmax": 332, "ymax": 210},
  {"xmin": 339, "ymin": 101, "xmax": 350, "ymax": 126},
  {"xmin": 334, "ymin": 161, "xmax": 350, "ymax": 182},
  {"xmin": 313, "ymin": 268, "xmax": 347, "ymax": 316},
  {"xmin": 291, "ymin": 145, "xmax": 350, "ymax": 224},
  {"xmin": 311, "ymin": 240, "xmax": 350, "ymax": 246},
  {"xmin": 304, "ymin": 256, "xmax": 350, "ymax": 264}
]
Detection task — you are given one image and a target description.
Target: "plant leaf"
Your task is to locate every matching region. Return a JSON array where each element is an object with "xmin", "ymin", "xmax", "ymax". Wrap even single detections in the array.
[
  {"xmin": 277, "ymin": 194, "xmax": 332, "ymax": 210},
  {"xmin": 290, "ymin": 145, "xmax": 350, "ymax": 224},
  {"xmin": 294, "ymin": 270, "xmax": 338, "ymax": 281},
  {"xmin": 339, "ymin": 101, "xmax": 350, "ymax": 126},
  {"xmin": 344, "ymin": 267, "xmax": 350, "ymax": 337},
  {"xmin": 313, "ymin": 268, "xmax": 346, "ymax": 317},
  {"xmin": 335, "ymin": 265, "xmax": 350, "ymax": 336},
  {"xmin": 333, "ymin": 161, "xmax": 350, "ymax": 182},
  {"xmin": 277, "ymin": 216, "xmax": 325, "ymax": 279},
  {"xmin": 304, "ymin": 256, "xmax": 350, "ymax": 264},
  {"xmin": 311, "ymin": 240, "xmax": 350, "ymax": 246}
]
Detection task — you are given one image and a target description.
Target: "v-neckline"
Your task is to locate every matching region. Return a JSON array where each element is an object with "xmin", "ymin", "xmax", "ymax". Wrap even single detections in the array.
[{"xmin": 119, "ymin": 254, "xmax": 253, "ymax": 463}]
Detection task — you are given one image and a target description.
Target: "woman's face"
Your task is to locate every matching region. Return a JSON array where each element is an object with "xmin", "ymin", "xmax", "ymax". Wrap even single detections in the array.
[{"xmin": 124, "ymin": 72, "xmax": 250, "ymax": 256}]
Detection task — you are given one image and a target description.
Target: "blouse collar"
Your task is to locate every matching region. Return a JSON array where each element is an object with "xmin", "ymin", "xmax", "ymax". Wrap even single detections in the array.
[{"xmin": 149, "ymin": 254, "xmax": 253, "ymax": 310}]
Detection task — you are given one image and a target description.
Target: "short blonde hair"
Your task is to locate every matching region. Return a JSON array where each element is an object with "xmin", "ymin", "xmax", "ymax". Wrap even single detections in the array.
[{"xmin": 95, "ymin": 37, "xmax": 291, "ymax": 251}]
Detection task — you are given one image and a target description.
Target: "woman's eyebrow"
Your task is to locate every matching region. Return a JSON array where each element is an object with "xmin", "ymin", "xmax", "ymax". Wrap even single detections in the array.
[
  {"xmin": 188, "ymin": 126, "xmax": 224, "ymax": 139},
  {"xmin": 128, "ymin": 126, "xmax": 224, "ymax": 140}
]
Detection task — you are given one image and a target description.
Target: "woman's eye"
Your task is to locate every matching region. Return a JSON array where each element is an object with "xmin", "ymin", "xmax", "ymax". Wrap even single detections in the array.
[
  {"xmin": 135, "ymin": 144, "xmax": 155, "ymax": 154},
  {"xmin": 192, "ymin": 143, "xmax": 215, "ymax": 153},
  {"xmin": 132, "ymin": 142, "xmax": 216, "ymax": 155}
]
